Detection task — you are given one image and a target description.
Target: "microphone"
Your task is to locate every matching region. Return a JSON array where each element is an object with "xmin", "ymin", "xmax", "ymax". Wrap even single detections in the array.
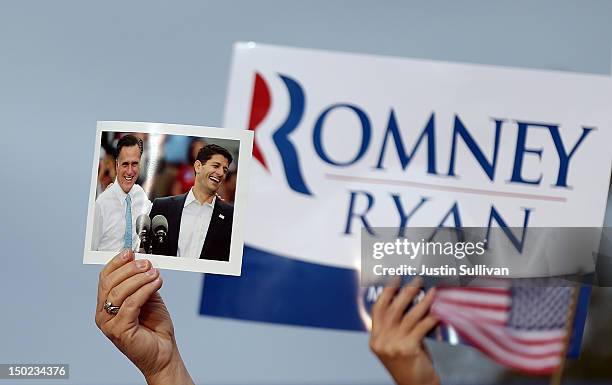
[
  {"xmin": 135, "ymin": 214, "xmax": 151, "ymax": 254},
  {"xmin": 151, "ymin": 215, "xmax": 168, "ymax": 255}
]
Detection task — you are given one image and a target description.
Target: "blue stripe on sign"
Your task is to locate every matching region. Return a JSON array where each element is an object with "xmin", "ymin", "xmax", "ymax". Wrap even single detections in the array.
[
  {"xmin": 200, "ymin": 245, "xmax": 367, "ymax": 331},
  {"xmin": 200, "ymin": 245, "xmax": 590, "ymax": 358}
]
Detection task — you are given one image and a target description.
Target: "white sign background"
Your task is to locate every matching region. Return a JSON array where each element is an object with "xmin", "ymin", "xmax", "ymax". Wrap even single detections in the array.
[{"xmin": 225, "ymin": 43, "xmax": 612, "ymax": 275}]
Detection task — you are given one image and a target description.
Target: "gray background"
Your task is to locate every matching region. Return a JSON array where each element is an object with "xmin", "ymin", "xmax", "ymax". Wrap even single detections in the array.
[{"xmin": 1, "ymin": 1, "xmax": 611, "ymax": 384}]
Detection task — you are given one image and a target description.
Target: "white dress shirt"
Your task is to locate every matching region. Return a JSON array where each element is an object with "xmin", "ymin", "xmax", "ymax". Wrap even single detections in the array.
[
  {"xmin": 178, "ymin": 189, "xmax": 215, "ymax": 259},
  {"xmin": 91, "ymin": 180, "xmax": 152, "ymax": 251}
]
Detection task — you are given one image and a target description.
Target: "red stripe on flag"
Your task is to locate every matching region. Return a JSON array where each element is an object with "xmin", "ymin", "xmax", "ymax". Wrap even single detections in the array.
[
  {"xmin": 435, "ymin": 297, "xmax": 510, "ymax": 311},
  {"xmin": 431, "ymin": 289, "xmax": 567, "ymax": 375}
]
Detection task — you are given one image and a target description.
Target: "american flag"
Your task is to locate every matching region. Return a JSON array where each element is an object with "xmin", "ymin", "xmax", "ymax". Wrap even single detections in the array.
[{"xmin": 430, "ymin": 284, "xmax": 574, "ymax": 375}]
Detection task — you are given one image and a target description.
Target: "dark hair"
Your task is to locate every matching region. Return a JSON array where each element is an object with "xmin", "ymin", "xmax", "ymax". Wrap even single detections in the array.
[
  {"xmin": 116, "ymin": 134, "xmax": 143, "ymax": 158},
  {"xmin": 196, "ymin": 144, "xmax": 233, "ymax": 166},
  {"xmin": 188, "ymin": 138, "xmax": 207, "ymax": 164}
]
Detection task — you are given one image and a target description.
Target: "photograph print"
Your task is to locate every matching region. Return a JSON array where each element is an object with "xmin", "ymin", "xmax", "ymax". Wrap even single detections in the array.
[{"xmin": 84, "ymin": 121, "xmax": 253, "ymax": 275}]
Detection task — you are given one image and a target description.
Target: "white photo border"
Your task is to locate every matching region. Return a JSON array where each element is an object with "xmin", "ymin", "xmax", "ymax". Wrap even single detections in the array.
[{"xmin": 83, "ymin": 121, "xmax": 253, "ymax": 276}]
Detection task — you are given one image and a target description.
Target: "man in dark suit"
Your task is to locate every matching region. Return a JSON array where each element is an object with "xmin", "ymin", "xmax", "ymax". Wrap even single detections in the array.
[{"xmin": 150, "ymin": 144, "xmax": 234, "ymax": 261}]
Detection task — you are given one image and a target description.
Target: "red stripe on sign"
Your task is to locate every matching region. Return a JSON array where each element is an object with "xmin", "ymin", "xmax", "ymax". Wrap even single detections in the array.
[{"xmin": 248, "ymin": 72, "xmax": 271, "ymax": 170}]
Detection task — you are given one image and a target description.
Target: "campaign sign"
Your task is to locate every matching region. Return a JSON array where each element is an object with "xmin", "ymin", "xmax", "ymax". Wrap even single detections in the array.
[{"xmin": 200, "ymin": 43, "xmax": 611, "ymax": 354}]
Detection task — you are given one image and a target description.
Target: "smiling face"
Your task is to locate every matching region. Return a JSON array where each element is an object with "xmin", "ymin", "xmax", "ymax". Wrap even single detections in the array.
[
  {"xmin": 115, "ymin": 144, "xmax": 141, "ymax": 193},
  {"xmin": 194, "ymin": 154, "xmax": 230, "ymax": 194}
]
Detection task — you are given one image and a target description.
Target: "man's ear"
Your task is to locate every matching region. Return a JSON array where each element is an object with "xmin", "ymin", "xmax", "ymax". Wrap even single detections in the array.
[{"xmin": 194, "ymin": 160, "xmax": 202, "ymax": 173}]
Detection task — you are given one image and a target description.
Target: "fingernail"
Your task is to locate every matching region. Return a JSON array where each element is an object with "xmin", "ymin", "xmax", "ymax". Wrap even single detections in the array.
[
  {"xmin": 121, "ymin": 249, "xmax": 132, "ymax": 260},
  {"xmin": 146, "ymin": 267, "xmax": 157, "ymax": 276},
  {"xmin": 136, "ymin": 259, "xmax": 148, "ymax": 269}
]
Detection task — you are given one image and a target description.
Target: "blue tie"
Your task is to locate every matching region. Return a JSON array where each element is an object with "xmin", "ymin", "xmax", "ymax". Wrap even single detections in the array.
[{"xmin": 124, "ymin": 194, "xmax": 133, "ymax": 249}]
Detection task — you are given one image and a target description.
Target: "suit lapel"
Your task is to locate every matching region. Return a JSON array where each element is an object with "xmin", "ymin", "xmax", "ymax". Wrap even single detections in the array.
[
  {"xmin": 201, "ymin": 199, "xmax": 224, "ymax": 258},
  {"xmin": 169, "ymin": 193, "xmax": 188, "ymax": 255}
]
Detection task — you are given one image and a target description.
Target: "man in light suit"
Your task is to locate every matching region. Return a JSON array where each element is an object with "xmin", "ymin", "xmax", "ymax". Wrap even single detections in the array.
[
  {"xmin": 149, "ymin": 144, "xmax": 234, "ymax": 261},
  {"xmin": 92, "ymin": 134, "xmax": 152, "ymax": 251}
]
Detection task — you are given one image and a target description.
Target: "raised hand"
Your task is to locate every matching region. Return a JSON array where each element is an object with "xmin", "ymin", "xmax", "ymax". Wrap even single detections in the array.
[
  {"xmin": 95, "ymin": 249, "xmax": 194, "ymax": 385},
  {"xmin": 370, "ymin": 278, "xmax": 440, "ymax": 385}
]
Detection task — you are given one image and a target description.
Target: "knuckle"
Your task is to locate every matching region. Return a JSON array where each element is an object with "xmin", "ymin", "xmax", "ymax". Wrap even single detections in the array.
[
  {"xmin": 369, "ymin": 338, "xmax": 389, "ymax": 356},
  {"xmin": 368, "ymin": 333, "xmax": 377, "ymax": 345},
  {"xmin": 100, "ymin": 278, "xmax": 111, "ymax": 293},
  {"xmin": 385, "ymin": 346, "xmax": 398, "ymax": 358},
  {"xmin": 380, "ymin": 346, "xmax": 398, "ymax": 359},
  {"xmin": 403, "ymin": 340, "xmax": 417, "ymax": 354},
  {"xmin": 369, "ymin": 339, "xmax": 380, "ymax": 353},
  {"xmin": 404, "ymin": 286, "xmax": 419, "ymax": 299},
  {"xmin": 129, "ymin": 260, "xmax": 141, "ymax": 271},
  {"xmin": 123, "ymin": 296, "xmax": 136, "ymax": 309},
  {"xmin": 390, "ymin": 345, "xmax": 413, "ymax": 359},
  {"xmin": 108, "ymin": 287, "xmax": 120, "ymax": 301},
  {"xmin": 397, "ymin": 346, "xmax": 412, "ymax": 358}
]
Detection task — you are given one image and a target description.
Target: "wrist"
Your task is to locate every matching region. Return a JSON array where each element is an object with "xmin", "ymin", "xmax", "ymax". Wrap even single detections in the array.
[
  {"xmin": 144, "ymin": 350, "xmax": 194, "ymax": 385},
  {"xmin": 382, "ymin": 359, "xmax": 440, "ymax": 385}
]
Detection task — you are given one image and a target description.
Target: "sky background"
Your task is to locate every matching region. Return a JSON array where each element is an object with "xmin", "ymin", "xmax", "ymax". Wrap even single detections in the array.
[{"xmin": 1, "ymin": 1, "xmax": 611, "ymax": 384}]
